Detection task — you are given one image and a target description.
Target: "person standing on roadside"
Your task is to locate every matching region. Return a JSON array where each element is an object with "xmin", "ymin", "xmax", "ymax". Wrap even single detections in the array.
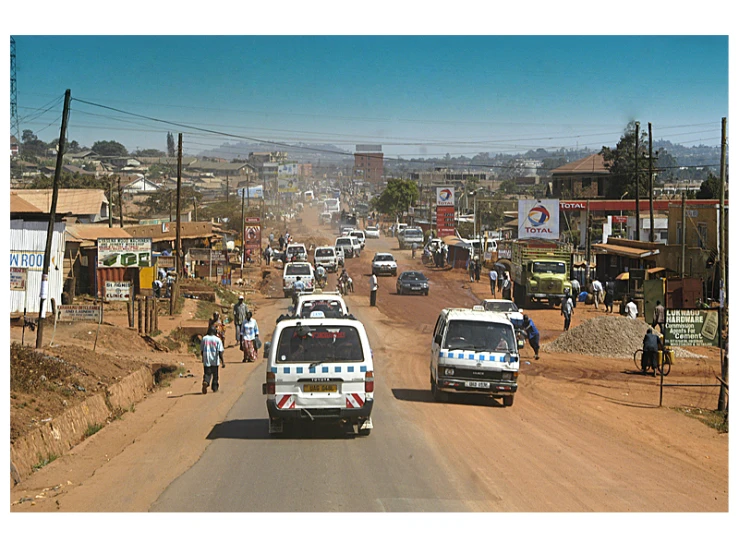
[
  {"xmin": 369, "ymin": 272, "xmax": 378, "ymax": 307},
  {"xmin": 561, "ymin": 289, "xmax": 574, "ymax": 331},
  {"xmin": 604, "ymin": 279, "xmax": 615, "ymax": 313},
  {"xmin": 625, "ymin": 297, "xmax": 638, "ymax": 319},
  {"xmin": 240, "ymin": 311, "xmax": 260, "ymax": 363},
  {"xmin": 467, "ymin": 257, "xmax": 475, "ymax": 282},
  {"xmin": 652, "ymin": 300, "xmax": 666, "ymax": 334},
  {"xmin": 502, "ymin": 272, "xmax": 512, "ymax": 300},
  {"xmin": 233, "ymin": 295, "xmax": 247, "ymax": 344},
  {"xmin": 201, "ymin": 326, "xmax": 225, "ymax": 394},
  {"xmin": 474, "ymin": 257, "xmax": 481, "ymax": 281},
  {"xmin": 489, "ymin": 268, "xmax": 498, "ymax": 297},
  {"xmin": 570, "ymin": 276, "xmax": 581, "ymax": 308},
  {"xmin": 278, "ymin": 234, "xmax": 285, "ymax": 251},
  {"xmin": 523, "ymin": 315, "xmax": 541, "ymax": 360}
]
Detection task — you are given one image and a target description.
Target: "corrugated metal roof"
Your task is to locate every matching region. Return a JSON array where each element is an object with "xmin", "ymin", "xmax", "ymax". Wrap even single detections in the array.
[
  {"xmin": 66, "ymin": 224, "xmax": 132, "ymax": 242},
  {"xmin": 592, "ymin": 243, "xmax": 659, "ymax": 258},
  {"xmin": 13, "ymin": 188, "xmax": 108, "ymax": 216},
  {"xmin": 124, "ymin": 221, "xmax": 216, "ymax": 241},
  {"xmin": 10, "ymin": 193, "xmax": 44, "ymax": 213}
]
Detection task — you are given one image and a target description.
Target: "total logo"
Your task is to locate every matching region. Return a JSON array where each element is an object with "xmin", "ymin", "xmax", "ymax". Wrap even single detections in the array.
[
  {"xmin": 525, "ymin": 205, "xmax": 553, "ymax": 234},
  {"xmin": 438, "ymin": 188, "xmax": 453, "ymax": 202}
]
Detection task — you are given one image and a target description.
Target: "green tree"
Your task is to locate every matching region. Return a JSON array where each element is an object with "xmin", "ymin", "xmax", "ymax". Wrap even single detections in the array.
[
  {"xmin": 370, "ymin": 178, "xmax": 419, "ymax": 220},
  {"xmin": 601, "ymin": 121, "xmax": 651, "ymax": 199},
  {"xmin": 91, "ymin": 140, "xmax": 128, "ymax": 157},
  {"xmin": 142, "ymin": 186, "xmax": 203, "ymax": 217},
  {"xmin": 167, "ymin": 132, "xmax": 176, "ymax": 157},
  {"xmin": 134, "ymin": 148, "xmax": 166, "ymax": 157},
  {"xmin": 20, "ymin": 129, "xmax": 47, "ymax": 159},
  {"xmin": 30, "ymin": 172, "xmax": 114, "ymax": 190},
  {"xmin": 697, "ymin": 173, "xmax": 724, "ymax": 199}
]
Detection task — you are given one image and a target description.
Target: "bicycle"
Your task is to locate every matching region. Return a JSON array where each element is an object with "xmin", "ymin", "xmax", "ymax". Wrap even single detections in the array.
[{"xmin": 633, "ymin": 348, "xmax": 672, "ymax": 376}]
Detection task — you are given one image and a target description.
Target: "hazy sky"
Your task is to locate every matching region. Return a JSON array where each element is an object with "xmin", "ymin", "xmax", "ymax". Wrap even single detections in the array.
[{"xmin": 10, "ymin": 34, "xmax": 728, "ymax": 159}]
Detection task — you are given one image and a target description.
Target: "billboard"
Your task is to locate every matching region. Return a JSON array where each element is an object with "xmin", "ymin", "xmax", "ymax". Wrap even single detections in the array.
[
  {"xmin": 436, "ymin": 187, "xmax": 455, "ymax": 207},
  {"xmin": 57, "ymin": 305, "xmax": 102, "ymax": 322},
  {"xmin": 98, "ymin": 238, "xmax": 152, "ymax": 268},
  {"xmin": 518, "ymin": 199, "xmax": 560, "ymax": 239},
  {"xmin": 244, "ymin": 217, "xmax": 262, "ymax": 254},
  {"xmin": 664, "ymin": 309, "xmax": 720, "ymax": 347},
  {"xmin": 237, "ymin": 185, "xmax": 264, "ymax": 199}
]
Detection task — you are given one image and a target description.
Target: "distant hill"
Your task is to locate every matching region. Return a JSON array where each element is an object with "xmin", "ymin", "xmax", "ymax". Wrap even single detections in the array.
[{"xmin": 194, "ymin": 141, "xmax": 352, "ymax": 164}]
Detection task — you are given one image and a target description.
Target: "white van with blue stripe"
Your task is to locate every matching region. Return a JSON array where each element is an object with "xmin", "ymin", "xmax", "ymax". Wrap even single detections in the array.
[
  {"xmin": 262, "ymin": 314, "xmax": 374, "ymax": 436},
  {"xmin": 430, "ymin": 307, "xmax": 519, "ymax": 406}
]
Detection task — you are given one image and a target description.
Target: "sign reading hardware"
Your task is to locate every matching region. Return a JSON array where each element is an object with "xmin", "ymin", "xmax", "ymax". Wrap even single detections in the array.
[
  {"xmin": 98, "ymin": 238, "xmax": 152, "ymax": 268},
  {"xmin": 664, "ymin": 309, "xmax": 720, "ymax": 347}
]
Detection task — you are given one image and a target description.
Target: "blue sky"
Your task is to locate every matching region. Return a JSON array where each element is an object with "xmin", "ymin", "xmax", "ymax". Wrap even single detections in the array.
[{"xmin": 9, "ymin": 34, "xmax": 729, "ymax": 158}]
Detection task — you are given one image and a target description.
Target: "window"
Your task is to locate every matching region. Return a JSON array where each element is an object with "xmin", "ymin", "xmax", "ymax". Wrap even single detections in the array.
[
  {"xmin": 697, "ymin": 223, "xmax": 708, "ymax": 248},
  {"xmin": 275, "ymin": 325, "xmax": 364, "ymax": 363},
  {"xmin": 444, "ymin": 320, "xmax": 515, "ymax": 352}
]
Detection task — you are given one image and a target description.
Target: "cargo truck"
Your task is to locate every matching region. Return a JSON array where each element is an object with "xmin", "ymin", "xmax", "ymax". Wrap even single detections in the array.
[{"xmin": 510, "ymin": 239, "xmax": 573, "ymax": 308}]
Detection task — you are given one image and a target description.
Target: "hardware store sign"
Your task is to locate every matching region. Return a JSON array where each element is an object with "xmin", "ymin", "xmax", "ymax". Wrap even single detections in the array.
[
  {"xmin": 664, "ymin": 309, "xmax": 719, "ymax": 347},
  {"xmin": 98, "ymin": 238, "xmax": 152, "ymax": 268}
]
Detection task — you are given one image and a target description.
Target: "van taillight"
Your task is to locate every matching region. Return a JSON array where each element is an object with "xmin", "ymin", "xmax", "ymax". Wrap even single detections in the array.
[
  {"xmin": 365, "ymin": 371, "xmax": 374, "ymax": 393},
  {"xmin": 266, "ymin": 372, "xmax": 275, "ymax": 395}
]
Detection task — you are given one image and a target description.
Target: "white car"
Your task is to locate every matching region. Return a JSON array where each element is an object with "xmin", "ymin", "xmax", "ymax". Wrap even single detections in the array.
[
  {"xmin": 313, "ymin": 246, "xmax": 339, "ymax": 273},
  {"xmin": 293, "ymin": 291, "xmax": 349, "ymax": 319},
  {"xmin": 285, "ymin": 243, "xmax": 308, "ymax": 262},
  {"xmin": 371, "ymin": 252, "xmax": 397, "ymax": 276},
  {"xmin": 365, "ymin": 225, "xmax": 380, "ymax": 239},
  {"xmin": 335, "ymin": 236, "xmax": 357, "ymax": 259},
  {"xmin": 481, "ymin": 299, "xmax": 524, "ymax": 329},
  {"xmin": 350, "ymin": 230, "xmax": 366, "ymax": 250},
  {"xmin": 282, "ymin": 262, "xmax": 315, "ymax": 297}
]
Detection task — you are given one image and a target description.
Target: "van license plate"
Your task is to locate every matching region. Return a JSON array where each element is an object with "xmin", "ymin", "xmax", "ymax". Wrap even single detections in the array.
[
  {"xmin": 303, "ymin": 384, "xmax": 338, "ymax": 393},
  {"xmin": 465, "ymin": 381, "xmax": 490, "ymax": 389}
]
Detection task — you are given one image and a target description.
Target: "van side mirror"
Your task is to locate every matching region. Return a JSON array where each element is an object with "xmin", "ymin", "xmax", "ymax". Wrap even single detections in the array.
[
  {"xmin": 434, "ymin": 335, "xmax": 442, "ymax": 346},
  {"xmin": 263, "ymin": 341, "xmax": 271, "ymax": 358}
]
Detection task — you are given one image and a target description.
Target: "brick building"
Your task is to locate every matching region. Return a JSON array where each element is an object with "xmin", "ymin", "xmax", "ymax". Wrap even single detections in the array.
[
  {"xmin": 353, "ymin": 145, "xmax": 384, "ymax": 185},
  {"xmin": 551, "ymin": 153, "xmax": 609, "ymax": 198}
]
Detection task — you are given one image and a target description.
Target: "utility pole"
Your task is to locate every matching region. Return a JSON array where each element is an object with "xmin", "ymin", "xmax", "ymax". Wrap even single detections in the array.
[
  {"xmin": 648, "ymin": 122, "xmax": 655, "ymax": 242},
  {"xmin": 585, "ymin": 200, "xmax": 592, "ymax": 287},
  {"xmin": 634, "ymin": 122, "xmax": 640, "ymax": 241},
  {"xmin": 241, "ymin": 188, "xmax": 245, "ymax": 271},
  {"xmin": 36, "ymin": 89, "xmax": 71, "ymax": 348},
  {"xmin": 680, "ymin": 192, "xmax": 686, "ymax": 277},
  {"xmin": 175, "ymin": 133, "xmax": 183, "ymax": 277},
  {"xmin": 225, "ymin": 175, "xmax": 229, "ymax": 203},
  {"xmin": 118, "ymin": 176, "xmax": 124, "ymax": 228},
  {"xmin": 108, "ymin": 177, "xmax": 113, "ymax": 228},
  {"xmin": 718, "ymin": 116, "xmax": 728, "ymax": 411}
]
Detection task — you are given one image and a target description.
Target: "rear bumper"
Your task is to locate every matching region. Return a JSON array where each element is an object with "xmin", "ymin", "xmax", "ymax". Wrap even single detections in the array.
[
  {"xmin": 437, "ymin": 378, "xmax": 517, "ymax": 396},
  {"xmin": 267, "ymin": 398, "xmax": 374, "ymax": 421},
  {"xmin": 373, "ymin": 266, "xmax": 397, "ymax": 275}
]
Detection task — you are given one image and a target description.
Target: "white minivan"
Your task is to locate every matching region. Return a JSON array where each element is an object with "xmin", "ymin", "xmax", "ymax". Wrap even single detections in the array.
[
  {"xmin": 262, "ymin": 314, "xmax": 374, "ymax": 436},
  {"xmin": 430, "ymin": 307, "xmax": 519, "ymax": 406}
]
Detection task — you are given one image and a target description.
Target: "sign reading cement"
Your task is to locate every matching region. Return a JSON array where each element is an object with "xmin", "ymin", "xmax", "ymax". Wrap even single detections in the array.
[
  {"xmin": 10, "ymin": 267, "xmax": 28, "ymax": 291},
  {"xmin": 105, "ymin": 281, "xmax": 132, "ymax": 302},
  {"xmin": 98, "ymin": 238, "xmax": 152, "ymax": 268},
  {"xmin": 57, "ymin": 305, "xmax": 102, "ymax": 322},
  {"xmin": 664, "ymin": 309, "xmax": 720, "ymax": 347}
]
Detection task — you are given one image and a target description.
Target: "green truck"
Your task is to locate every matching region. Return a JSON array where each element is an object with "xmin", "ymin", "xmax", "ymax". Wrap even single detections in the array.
[{"xmin": 510, "ymin": 239, "xmax": 573, "ymax": 308}]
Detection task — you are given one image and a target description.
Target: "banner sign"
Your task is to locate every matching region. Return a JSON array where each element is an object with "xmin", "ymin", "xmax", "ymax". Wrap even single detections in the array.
[
  {"xmin": 612, "ymin": 215, "xmax": 628, "ymax": 224},
  {"xmin": 57, "ymin": 305, "xmax": 102, "ymax": 322},
  {"xmin": 237, "ymin": 185, "xmax": 264, "ymax": 199},
  {"xmin": 664, "ymin": 309, "xmax": 720, "ymax": 347},
  {"xmin": 105, "ymin": 281, "xmax": 132, "ymax": 302},
  {"xmin": 518, "ymin": 199, "xmax": 560, "ymax": 239},
  {"xmin": 436, "ymin": 187, "xmax": 455, "ymax": 207},
  {"xmin": 98, "ymin": 238, "xmax": 152, "ymax": 268},
  {"xmin": 436, "ymin": 206, "xmax": 456, "ymax": 237},
  {"xmin": 244, "ymin": 217, "xmax": 262, "ymax": 253},
  {"xmin": 188, "ymin": 248, "xmax": 226, "ymax": 263},
  {"xmin": 10, "ymin": 267, "xmax": 28, "ymax": 291}
]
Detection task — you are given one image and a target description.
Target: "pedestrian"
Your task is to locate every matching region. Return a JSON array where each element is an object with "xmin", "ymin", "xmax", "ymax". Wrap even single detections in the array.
[
  {"xmin": 523, "ymin": 315, "xmax": 540, "ymax": 360},
  {"xmin": 468, "ymin": 257, "xmax": 475, "ymax": 282},
  {"xmin": 561, "ymin": 290, "xmax": 574, "ymax": 331},
  {"xmin": 278, "ymin": 234, "xmax": 285, "ymax": 251},
  {"xmin": 233, "ymin": 295, "xmax": 247, "ymax": 344},
  {"xmin": 240, "ymin": 311, "xmax": 260, "ymax": 363},
  {"xmin": 369, "ymin": 272, "xmax": 378, "ymax": 307},
  {"xmin": 411, "ymin": 241, "xmax": 418, "ymax": 259},
  {"xmin": 208, "ymin": 311, "xmax": 226, "ymax": 343},
  {"xmin": 201, "ymin": 326, "xmax": 225, "ymax": 394},
  {"xmin": 570, "ymin": 277, "xmax": 581, "ymax": 308},
  {"xmin": 153, "ymin": 278, "xmax": 163, "ymax": 298},
  {"xmin": 652, "ymin": 300, "xmax": 666, "ymax": 334},
  {"xmin": 497, "ymin": 270, "xmax": 503, "ymax": 293},
  {"xmin": 625, "ymin": 297, "xmax": 638, "ymax": 319},
  {"xmin": 590, "ymin": 278, "xmax": 603, "ymax": 310},
  {"xmin": 264, "ymin": 244, "xmax": 272, "ymax": 265},
  {"xmin": 474, "ymin": 257, "xmax": 481, "ymax": 281},
  {"xmin": 269, "ymin": 232, "xmax": 275, "ymax": 246},
  {"xmin": 502, "ymin": 272, "xmax": 512, "ymax": 300},
  {"xmin": 604, "ymin": 280, "xmax": 615, "ymax": 313},
  {"xmin": 489, "ymin": 267, "xmax": 498, "ymax": 297}
]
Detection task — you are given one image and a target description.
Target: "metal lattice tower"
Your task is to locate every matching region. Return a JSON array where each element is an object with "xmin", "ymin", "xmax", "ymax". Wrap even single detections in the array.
[{"xmin": 10, "ymin": 37, "xmax": 20, "ymax": 144}]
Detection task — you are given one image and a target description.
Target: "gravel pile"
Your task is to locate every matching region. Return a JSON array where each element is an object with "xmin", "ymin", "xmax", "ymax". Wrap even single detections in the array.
[{"xmin": 542, "ymin": 317, "xmax": 705, "ymax": 359}]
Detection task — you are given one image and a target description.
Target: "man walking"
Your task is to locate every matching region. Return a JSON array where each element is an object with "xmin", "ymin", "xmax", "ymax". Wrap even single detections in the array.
[
  {"xmin": 240, "ymin": 311, "xmax": 260, "ymax": 363},
  {"xmin": 233, "ymin": 295, "xmax": 247, "ymax": 344},
  {"xmin": 570, "ymin": 276, "xmax": 581, "ymax": 308},
  {"xmin": 201, "ymin": 326, "xmax": 225, "ymax": 394},
  {"xmin": 502, "ymin": 272, "xmax": 512, "ymax": 300},
  {"xmin": 523, "ymin": 315, "xmax": 541, "ymax": 360},
  {"xmin": 489, "ymin": 267, "xmax": 498, "ymax": 297},
  {"xmin": 474, "ymin": 257, "xmax": 481, "ymax": 281},
  {"xmin": 369, "ymin": 272, "xmax": 378, "ymax": 307},
  {"xmin": 561, "ymin": 290, "xmax": 574, "ymax": 331},
  {"xmin": 625, "ymin": 297, "xmax": 638, "ymax": 319},
  {"xmin": 591, "ymin": 278, "xmax": 603, "ymax": 310},
  {"xmin": 604, "ymin": 280, "xmax": 615, "ymax": 313},
  {"xmin": 652, "ymin": 300, "xmax": 666, "ymax": 334}
]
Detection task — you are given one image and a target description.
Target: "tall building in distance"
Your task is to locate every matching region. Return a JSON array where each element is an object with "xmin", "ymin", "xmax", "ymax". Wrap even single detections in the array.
[{"xmin": 353, "ymin": 144, "xmax": 384, "ymax": 185}]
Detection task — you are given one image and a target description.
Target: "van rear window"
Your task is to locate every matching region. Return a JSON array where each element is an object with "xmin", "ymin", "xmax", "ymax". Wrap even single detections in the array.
[
  {"xmin": 276, "ymin": 325, "xmax": 364, "ymax": 363},
  {"xmin": 285, "ymin": 265, "xmax": 311, "ymax": 276}
]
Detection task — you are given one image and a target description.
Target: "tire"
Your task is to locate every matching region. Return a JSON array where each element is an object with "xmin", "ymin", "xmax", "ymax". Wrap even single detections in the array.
[
  {"xmin": 431, "ymin": 377, "xmax": 443, "ymax": 402},
  {"xmin": 502, "ymin": 395, "xmax": 514, "ymax": 407},
  {"xmin": 658, "ymin": 358, "xmax": 672, "ymax": 377},
  {"xmin": 358, "ymin": 427, "xmax": 371, "ymax": 436},
  {"xmin": 633, "ymin": 349, "xmax": 644, "ymax": 372},
  {"xmin": 424, "ymin": 290, "xmax": 429, "ymax": 296}
]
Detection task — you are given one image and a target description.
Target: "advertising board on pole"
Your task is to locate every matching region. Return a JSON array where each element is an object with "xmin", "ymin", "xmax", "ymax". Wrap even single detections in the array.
[
  {"xmin": 518, "ymin": 199, "xmax": 560, "ymax": 239},
  {"xmin": 244, "ymin": 217, "xmax": 262, "ymax": 253},
  {"xmin": 436, "ymin": 206, "xmax": 456, "ymax": 238},
  {"xmin": 57, "ymin": 305, "xmax": 102, "ymax": 322},
  {"xmin": 10, "ymin": 267, "xmax": 28, "ymax": 291},
  {"xmin": 436, "ymin": 187, "xmax": 455, "ymax": 207},
  {"xmin": 105, "ymin": 281, "xmax": 132, "ymax": 302},
  {"xmin": 98, "ymin": 238, "xmax": 152, "ymax": 268},
  {"xmin": 664, "ymin": 309, "xmax": 720, "ymax": 347}
]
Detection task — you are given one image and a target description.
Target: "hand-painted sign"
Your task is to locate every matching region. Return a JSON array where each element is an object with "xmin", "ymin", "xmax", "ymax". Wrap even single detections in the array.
[
  {"xmin": 57, "ymin": 305, "xmax": 102, "ymax": 322},
  {"xmin": 244, "ymin": 217, "xmax": 262, "ymax": 253},
  {"xmin": 10, "ymin": 250, "xmax": 48, "ymax": 270},
  {"xmin": 98, "ymin": 238, "xmax": 152, "ymax": 268},
  {"xmin": 664, "ymin": 309, "xmax": 720, "ymax": 347},
  {"xmin": 10, "ymin": 267, "xmax": 28, "ymax": 291},
  {"xmin": 105, "ymin": 281, "xmax": 132, "ymax": 302}
]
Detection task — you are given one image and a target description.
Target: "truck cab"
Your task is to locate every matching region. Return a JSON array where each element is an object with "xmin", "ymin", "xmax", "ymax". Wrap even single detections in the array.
[{"xmin": 510, "ymin": 239, "xmax": 573, "ymax": 308}]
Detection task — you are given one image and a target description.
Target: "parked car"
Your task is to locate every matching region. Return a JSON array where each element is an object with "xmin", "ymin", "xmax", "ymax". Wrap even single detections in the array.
[
  {"xmin": 371, "ymin": 253, "xmax": 397, "ymax": 276},
  {"xmin": 365, "ymin": 225, "xmax": 380, "ymax": 239},
  {"xmin": 396, "ymin": 271, "xmax": 429, "ymax": 295}
]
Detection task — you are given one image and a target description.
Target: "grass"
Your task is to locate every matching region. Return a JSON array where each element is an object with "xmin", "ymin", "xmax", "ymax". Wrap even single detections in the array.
[
  {"xmin": 673, "ymin": 407, "xmax": 728, "ymax": 433},
  {"xmin": 33, "ymin": 453, "xmax": 59, "ymax": 471},
  {"xmin": 84, "ymin": 422, "xmax": 104, "ymax": 438}
]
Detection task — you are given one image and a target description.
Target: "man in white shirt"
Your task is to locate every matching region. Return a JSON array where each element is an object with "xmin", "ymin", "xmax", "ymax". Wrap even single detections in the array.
[
  {"xmin": 591, "ymin": 279, "xmax": 603, "ymax": 310},
  {"xmin": 489, "ymin": 268, "xmax": 498, "ymax": 297},
  {"xmin": 369, "ymin": 273, "xmax": 378, "ymax": 307},
  {"xmin": 561, "ymin": 289, "xmax": 574, "ymax": 331},
  {"xmin": 625, "ymin": 298, "xmax": 638, "ymax": 319}
]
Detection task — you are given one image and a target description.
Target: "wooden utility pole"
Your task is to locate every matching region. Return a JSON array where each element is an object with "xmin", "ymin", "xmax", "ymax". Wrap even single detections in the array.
[
  {"xmin": 680, "ymin": 193, "xmax": 687, "ymax": 277},
  {"xmin": 36, "ymin": 89, "xmax": 71, "ymax": 349},
  {"xmin": 648, "ymin": 122, "xmax": 655, "ymax": 242},
  {"xmin": 241, "ymin": 188, "xmax": 245, "ymax": 270},
  {"xmin": 634, "ymin": 122, "xmax": 640, "ymax": 241},
  {"xmin": 108, "ymin": 177, "xmax": 113, "ymax": 228},
  {"xmin": 718, "ymin": 116, "xmax": 728, "ymax": 411},
  {"xmin": 585, "ymin": 200, "xmax": 592, "ymax": 287},
  {"xmin": 118, "ymin": 176, "xmax": 124, "ymax": 228},
  {"xmin": 176, "ymin": 133, "xmax": 182, "ymax": 277}
]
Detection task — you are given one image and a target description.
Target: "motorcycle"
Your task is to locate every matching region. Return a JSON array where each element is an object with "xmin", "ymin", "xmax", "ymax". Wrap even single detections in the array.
[{"xmin": 516, "ymin": 328, "xmax": 527, "ymax": 350}]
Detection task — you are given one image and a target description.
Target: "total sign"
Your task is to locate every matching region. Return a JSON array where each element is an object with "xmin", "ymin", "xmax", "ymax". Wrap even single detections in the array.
[
  {"xmin": 436, "ymin": 187, "xmax": 455, "ymax": 207},
  {"xmin": 518, "ymin": 199, "xmax": 560, "ymax": 239}
]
